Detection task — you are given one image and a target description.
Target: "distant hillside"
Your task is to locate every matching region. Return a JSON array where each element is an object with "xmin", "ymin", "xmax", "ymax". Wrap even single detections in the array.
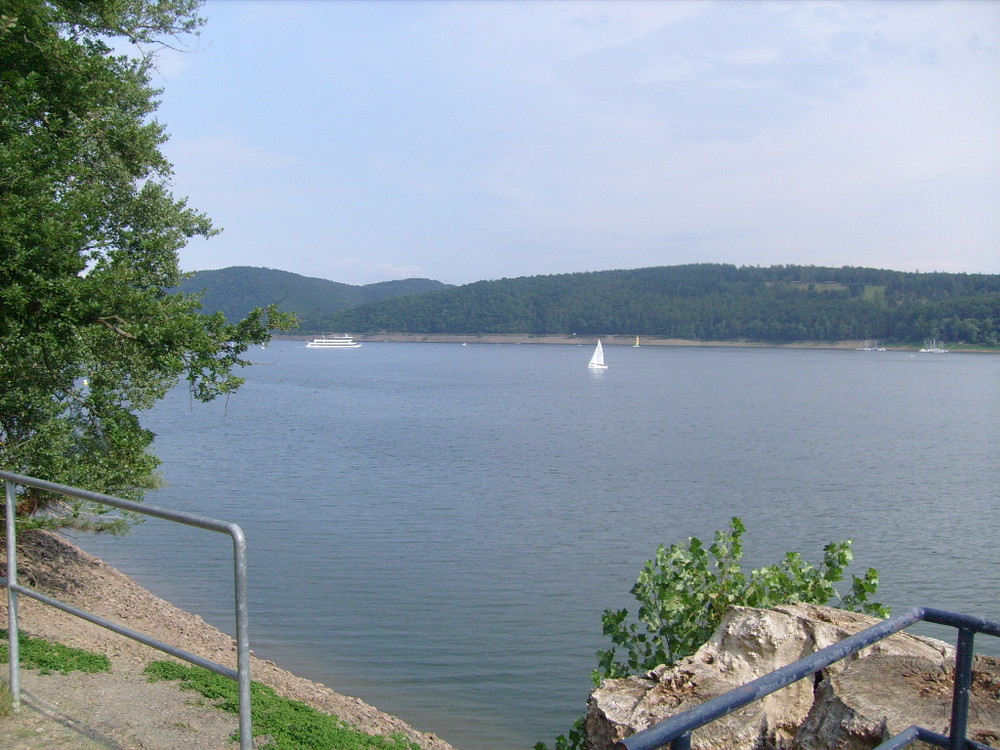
[
  {"xmin": 177, "ymin": 267, "xmax": 452, "ymax": 325},
  {"xmin": 315, "ymin": 264, "xmax": 1000, "ymax": 346}
]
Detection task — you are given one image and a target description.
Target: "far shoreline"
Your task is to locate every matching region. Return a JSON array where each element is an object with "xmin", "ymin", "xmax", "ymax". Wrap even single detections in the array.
[{"xmin": 275, "ymin": 333, "xmax": 999, "ymax": 353}]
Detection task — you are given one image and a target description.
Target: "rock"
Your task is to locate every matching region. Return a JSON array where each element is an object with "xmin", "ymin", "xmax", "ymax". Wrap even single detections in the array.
[
  {"xmin": 587, "ymin": 663, "xmax": 769, "ymax": 750},
  {"xmin": 793, "ymin": 654, "xmax": 1000, "ymax": 750},
  {"xmin": 586, "ymin": 603, "xmax": 959, "ymax": 750}
]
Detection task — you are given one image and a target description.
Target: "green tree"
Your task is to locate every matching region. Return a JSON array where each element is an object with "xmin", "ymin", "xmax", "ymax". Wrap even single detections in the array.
[{"xmin": 0, "ymin": 0, "xmax": 292, "ymax": 532}]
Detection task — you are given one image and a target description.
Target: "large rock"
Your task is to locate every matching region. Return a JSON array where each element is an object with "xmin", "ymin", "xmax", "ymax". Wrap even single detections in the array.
[
  {"xmin": 793, "ymin": 653, "xmax": 1000, "ymax": 750},
  {"xmin": 587, "ymin": 663, "xmax": 767, "ymax": 750},
  {"xmin": 586, "ymin": 603, "xmax": 959, "ymax": 750}
]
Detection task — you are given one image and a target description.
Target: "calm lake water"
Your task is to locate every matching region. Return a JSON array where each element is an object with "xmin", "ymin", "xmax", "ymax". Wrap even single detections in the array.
[{"xmin": 79, "ymin": 340, "xmax": 1000, "ymax": 750}]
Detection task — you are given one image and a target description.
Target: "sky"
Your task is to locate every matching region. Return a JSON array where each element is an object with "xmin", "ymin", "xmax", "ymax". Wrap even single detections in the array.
[{"xmin": 150, "ymin": 0, "xmax": 1000, "ymax": 286}]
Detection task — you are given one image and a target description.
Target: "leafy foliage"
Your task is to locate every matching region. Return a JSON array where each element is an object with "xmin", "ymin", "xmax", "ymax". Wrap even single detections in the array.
[
  {"xmin": 0, "ymin": 629, "xmax": 111, "ymax": 674},
  {"xmin": 144, "ymin": 661, "xmax": 421, "ymax": 750},
  {"xmin": 0, "ymin": 0, "xmax": 293, "ymax": 532},
  {"xmin": 534, "ymin": 717, "xmax": 587, "ymax": 750},
  {"xmin": 317, "ymin": 263, "xmax": 1000, "ymax": 346},
  {"xmin": 593, "ymin": 517, "xmax": 888, "ymax": 683}
]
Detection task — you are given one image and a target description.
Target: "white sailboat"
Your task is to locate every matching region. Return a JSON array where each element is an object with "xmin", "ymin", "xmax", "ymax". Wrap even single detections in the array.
[
  {"xmin": 633, "ymin": 336, "xmax": 640, "ymax": 347},
  {"xmin": 588, "ymin": 339, "xmax": 608, "ymax": 369}
]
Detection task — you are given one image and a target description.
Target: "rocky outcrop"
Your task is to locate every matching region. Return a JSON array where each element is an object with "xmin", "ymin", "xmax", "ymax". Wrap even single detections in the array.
[
  {"xmin": 794, "ymin": 653, "xmax": 1000, "ymax": 750},
  {"xmin": 587, "ymin": 603, "xmax": 999, "ymax": 750}
]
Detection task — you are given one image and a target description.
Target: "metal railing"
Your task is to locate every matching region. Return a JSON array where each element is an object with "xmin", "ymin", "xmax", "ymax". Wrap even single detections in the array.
[
  {"xmin": 616, "ymin": 606, "xmax": 1000, "ymax": 750},
  {"xmin": 1, "ymin": 470, "xmax": 253, "ymax": 750}
]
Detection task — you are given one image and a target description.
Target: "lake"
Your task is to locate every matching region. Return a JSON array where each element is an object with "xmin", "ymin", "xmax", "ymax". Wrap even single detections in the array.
[{"xmin": 79, "ymin": 340, "xmax": 1000, "ymax": 750}]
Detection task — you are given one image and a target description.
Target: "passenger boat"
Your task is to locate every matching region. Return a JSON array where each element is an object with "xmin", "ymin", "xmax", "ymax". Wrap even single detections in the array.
[{"xmin": 306, "ymin": 334, "xmax": 363, "ymax": 349}]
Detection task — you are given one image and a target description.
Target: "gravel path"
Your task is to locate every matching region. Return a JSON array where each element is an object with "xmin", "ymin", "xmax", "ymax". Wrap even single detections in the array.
[
  {"xmin": 0, "ymin": 660, "xmax": 240, "ymax": 749},
  {"xmin": 1, "ymin": 531, "xmax": 457, "ymax": 750}
]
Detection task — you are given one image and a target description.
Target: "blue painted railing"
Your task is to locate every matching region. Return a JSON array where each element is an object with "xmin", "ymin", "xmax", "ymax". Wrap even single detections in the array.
[{"xmin": 615, "ymin": 607, "xmax": 999, "ymax": 750}]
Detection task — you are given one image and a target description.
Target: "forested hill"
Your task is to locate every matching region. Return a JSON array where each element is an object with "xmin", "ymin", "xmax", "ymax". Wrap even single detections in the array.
[
  {"xmin": 314, "ymin": 264, "xmax": 1000, "ymax": 346},
  {"xmin": 177, "ymin": 266, "xmax": 452, "ymax": 325}
]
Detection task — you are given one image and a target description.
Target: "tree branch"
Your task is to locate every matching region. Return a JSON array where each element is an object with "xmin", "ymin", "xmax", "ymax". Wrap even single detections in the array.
[{"xmin": 95, "ymin": 315, "xmax": 137, "ymax": 340}]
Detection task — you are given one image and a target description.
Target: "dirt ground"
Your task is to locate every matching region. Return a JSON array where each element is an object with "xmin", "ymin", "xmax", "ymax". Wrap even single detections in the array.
[
  {"xmin": 0, "ymin": 660, "xmax": 241, "ymax": 749},
  {"xmin": 0, "ymin": 531, "xmax": 456, "ymax": 750}
]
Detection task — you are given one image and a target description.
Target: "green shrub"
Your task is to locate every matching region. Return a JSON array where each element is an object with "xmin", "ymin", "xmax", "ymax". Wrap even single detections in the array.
[
  {"xmin": 0, "ymin": 630, "xmax": 111, "ymax": 675},
  {"xmin": 594, "ymin": 517, "xmax": 888, "ymax": 683},
  {"xmin": 144, "ymin": 661, "xmax": 421, "ymax": 750}
]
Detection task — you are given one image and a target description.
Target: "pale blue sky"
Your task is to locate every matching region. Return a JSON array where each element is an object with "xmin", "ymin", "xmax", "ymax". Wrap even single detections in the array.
[{"xmin": 153, "ymin": 1, "xmax": 1000, "ymax": 286}]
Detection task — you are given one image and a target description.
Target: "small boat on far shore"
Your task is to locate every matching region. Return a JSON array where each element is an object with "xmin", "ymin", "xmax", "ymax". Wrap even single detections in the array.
[
  {"xmin": 306, "ymin": 334, "xmax": 362, "ymax": 349},
  {"xmin": 857, "ymin": 340, "xmax": 886, "ymax": 351}
]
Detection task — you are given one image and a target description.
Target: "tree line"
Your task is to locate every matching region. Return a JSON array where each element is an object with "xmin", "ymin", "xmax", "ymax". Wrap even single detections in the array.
[
  {"xmin": 313, "ymin": 264, "xmax": 1000, "ymax": 346},
  {"xmin": 177, "ymin": 266, "xmax": 450, "ymax": 325}
]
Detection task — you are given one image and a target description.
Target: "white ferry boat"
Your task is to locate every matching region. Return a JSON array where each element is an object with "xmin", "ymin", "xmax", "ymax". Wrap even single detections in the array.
[{"xmin": 306, "ymin": 334, "xmax": 363, "ymax": 349}]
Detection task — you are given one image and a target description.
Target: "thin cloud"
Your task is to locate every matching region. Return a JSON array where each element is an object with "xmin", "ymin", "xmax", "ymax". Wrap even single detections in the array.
[{"xmin": 167, "ymin": 1, "xmax": 998, "ymax": 283}]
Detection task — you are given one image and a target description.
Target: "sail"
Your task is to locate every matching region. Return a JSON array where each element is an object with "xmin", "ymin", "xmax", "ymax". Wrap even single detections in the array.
[{"xmin": 588, "ymin": 339, "xmax": 608, "ymax": 369}]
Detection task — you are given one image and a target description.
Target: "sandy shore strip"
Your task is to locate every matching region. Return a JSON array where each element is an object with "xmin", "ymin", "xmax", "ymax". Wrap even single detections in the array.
[{"xmin": 285, "ymin": 333, "xmax": 880, "ymax": 349}]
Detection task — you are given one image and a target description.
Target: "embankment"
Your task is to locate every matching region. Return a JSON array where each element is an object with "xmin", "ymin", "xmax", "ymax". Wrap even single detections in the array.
[{"xmin": 0, "ymin": 531, "xmax": 455, "ymax": 750}]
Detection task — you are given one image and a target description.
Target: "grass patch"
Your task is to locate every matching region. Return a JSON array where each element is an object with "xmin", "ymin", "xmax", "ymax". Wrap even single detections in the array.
[
  {"xmin": 861, "ymin": 284, "xmax": 887, "ymax": 302},
  {"xmin": 0, "ymin": 630, "xmax": 110, "ymax": 675},
  {"xmin": 0, "ymin": 679, "xmax": 13, "ymax": 718},
  {"xmin": 144, "ymin": 661, "xmax": 422, "ymax": 750}
]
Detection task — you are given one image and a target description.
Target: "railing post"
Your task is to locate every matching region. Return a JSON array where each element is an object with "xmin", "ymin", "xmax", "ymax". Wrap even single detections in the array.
[
  {"xmin": 4, "ymin": 480, "xmax": 20, "ymax": 709},
  {"xmin": 231, "ymin": 525, "xmax": 253, "ymax": 750},
  {"xmin": 949, "ymin": 627, "xmax": 975, "ymax": 750}
]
